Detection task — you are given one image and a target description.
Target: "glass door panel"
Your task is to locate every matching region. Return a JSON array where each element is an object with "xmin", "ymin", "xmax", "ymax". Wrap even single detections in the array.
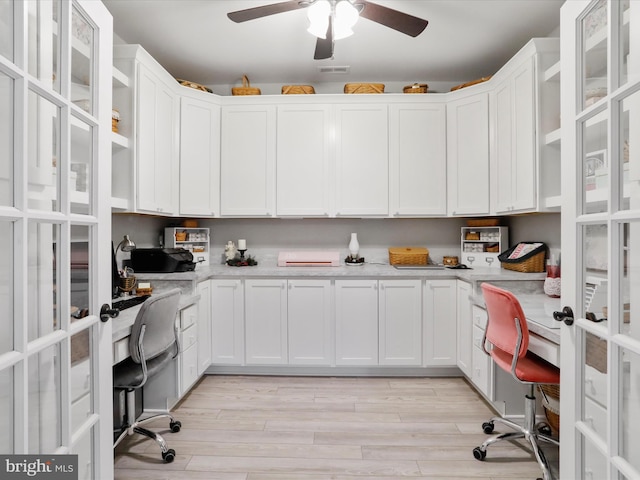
[
  {"xmin": 582, "ymin": 111, "xmax": 609, "ymax": 214},
  {"xmin": 621, "ymin": 89, "xmax": 640, "ymax": 211},
  {"xmin": 27, "ymin": 222, "xmax": 59, "ymax": 342},
  {"xmin": 70, "ymin": 329, "xmax": 92, "ymax": 433},
  {"xmin": 582, "ymin": 0, "xmax": 609, "ymax": 110},
  {"xmin": 0, "ymin": 367, "xmax": 14, "ymax": 453},
  {"xmin": 0, "ymin": 221, "xmax": 12, "ymax": 355},
  {"xmin": 70, "ymin": 117, "xmax": 93, "ymax": 214},
  {"xmin": 620, "ymin": 346, "xmax": 640, "ymax": 471},
  {"xmin": 0, "ymin": 71, "xmax": 12, "ymax": 207},
  {"xmin": 70, "ymin": 6, "xmax": 94, "ymax": 114},
  {"xmin": 621, "ymin": 222, "xmax": 636, "ymax": 337},
  {"xmin": 73, "ymin": 426, "xmax": 94, "ymax": 480},
  {"xmin": 28, "ymin": 91, "xmax": 60, "ymax": 212},
  {"xmin": 27, "ymin": 0, "xmax": 60, "ymax": 93},
  {"xmin": 28, "ymin": 343, "xmax": 62, "ymax": 453},
  {"xmin": 0, "ymin": 0, "xmax": 13, "ymax": 61}
]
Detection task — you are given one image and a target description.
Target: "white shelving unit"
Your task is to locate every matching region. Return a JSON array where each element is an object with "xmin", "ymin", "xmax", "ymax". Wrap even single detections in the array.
[
  {"xmin": 461, "ymin": 226, "xmax": 508, "ymax": 268},
  {"xmin": 164, "ymin": 227, "xmax": 210, "ymax": 266}
]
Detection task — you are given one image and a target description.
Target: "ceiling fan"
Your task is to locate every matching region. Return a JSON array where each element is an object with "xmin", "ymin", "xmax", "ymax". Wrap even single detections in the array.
[{"xmin": 227, "ymin": 0, "xmax": 428, "ymax": 60}]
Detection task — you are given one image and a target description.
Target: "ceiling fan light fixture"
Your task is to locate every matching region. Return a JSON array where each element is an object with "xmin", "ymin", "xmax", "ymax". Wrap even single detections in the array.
[
  {"xmin": 307, "ymin": 0, "xmax": 331, "ymax": 38},
  {"xmin": 333, "ymin": 1, "xmax": 358, "ymax": 39}
]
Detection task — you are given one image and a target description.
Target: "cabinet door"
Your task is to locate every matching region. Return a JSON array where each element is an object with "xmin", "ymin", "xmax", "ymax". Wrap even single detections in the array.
[
  {"xmin": 389, "ymin": 103, "xmax": 447, "ymax": 216},
  {"xmin": 196, "ymin": 280, "xmax": 212, "ymax": 375},
  {"xmin": 379, "ymin": 279, "xmax": 422, "ymax": 365},
  {"xmin": 492, "ymin": 57, "xmax": 536, "ymax": 214},
  {"xmin": 423, "ymin": 279, "xmax": 457, "ymax": 366},
  {"xmin": 277, "ymin": 105, "xmax": 331, "ymax": 216},
  {"xmin": 210, "ymin": 279, "xmax": 245, "ymax": 365},
  {"xmin": 136, "ymin": 63, "xmax": 177, "ymax": 214},
  {"xmin": 447, "ymin": 92, "xmax": 490, "ymax": 215},
  {"xmin": 335, "ymin": 104, "xmax": 389, "ymax": 215},
  {"xmin": 456, "ymin": 280, "xmax": 473, "ymax": 377},
  {"xmin": 335, "ymin": 280, "xmax": 378, "ymax": 365},
  {"xmin": 288, "ymin": 279, "xmax": 332, "ymax": 365},
  {"xmin": 245, "ymin": 279, "xmax": 288, "ymax": 364},
  {"xmin": 220, "ymin": 105, "xmax": 276, "ymax": 216},
  {"xmin": 179, "ymin": 94, "xmax": 220, "ymax": 216}
]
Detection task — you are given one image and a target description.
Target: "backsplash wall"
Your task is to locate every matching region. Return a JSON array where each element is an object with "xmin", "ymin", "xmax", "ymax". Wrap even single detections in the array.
[{"xmin": 112, "ymin": 213, "xmax": 561, "ymax": 265}]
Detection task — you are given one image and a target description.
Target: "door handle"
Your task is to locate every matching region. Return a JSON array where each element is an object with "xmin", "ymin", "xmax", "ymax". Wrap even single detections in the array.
[
  {"xmin": 553, "ymin": 306, "xmax": 574, "ymax": 326},
  {"xmin": 100, "ymin": 303, "xmax": 119, "ymax": 322}
]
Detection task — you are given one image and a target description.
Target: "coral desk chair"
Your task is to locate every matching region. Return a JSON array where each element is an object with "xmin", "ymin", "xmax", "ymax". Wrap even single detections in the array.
[{"xmin": 473, "ymin": 283, "xmax": 560, "ymax": 480}]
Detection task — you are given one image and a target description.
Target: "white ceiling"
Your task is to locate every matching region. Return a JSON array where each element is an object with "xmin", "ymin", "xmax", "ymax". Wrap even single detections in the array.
[{"xmin": 103, "ymin": 0, "xmax": 563, "ymax": 93}]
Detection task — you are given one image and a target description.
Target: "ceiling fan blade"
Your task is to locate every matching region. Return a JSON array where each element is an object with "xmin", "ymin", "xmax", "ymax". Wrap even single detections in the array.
[
  {"xmin": 357, "ymin": 0, "xmax": 428, "ymax": 37},
  {"xmin": 227, "ymin": 1, "xmax": 306, "ymax": 23},
  {"xmin": 314, "ymin": 15, "xmax": 334, "ymax": 60}
]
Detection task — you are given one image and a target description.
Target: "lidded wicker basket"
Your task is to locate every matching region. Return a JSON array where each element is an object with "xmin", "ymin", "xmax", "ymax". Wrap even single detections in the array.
[
  {"xmin": 403, "ymin": 83, "xmax": 428, "ymax": 94},
  {"xmin": 232, "ymin": 75, "xmax": 261, "ymax": 96},
  {"xmin": 344, "ymin": 83, "xmax": 385, "ymax": 94},
  {"xmin": 388, "ymin": 247, "xmax": 429, "ymax": 265},
  {"xmin": 282, "ymin": 85, "xmax": 315, "ymax": 94}
]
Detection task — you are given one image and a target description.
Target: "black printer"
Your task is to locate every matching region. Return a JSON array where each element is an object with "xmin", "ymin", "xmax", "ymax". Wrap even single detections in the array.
[{"xmin": 130, "ymin": 248, "xmax": 196, "ymax": 273}]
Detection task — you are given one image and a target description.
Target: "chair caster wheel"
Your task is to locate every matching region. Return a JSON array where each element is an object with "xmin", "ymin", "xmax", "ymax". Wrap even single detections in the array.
[
  {"xmin": 162, "ymin": 448, "xmax": 176, "ymax": 463},
  {"xmin": 170, "ymin": 420, "xmax": 181, "ymax": 433},
  {"xmin": 473, "ymin": 447, "xmax": 487, "ymax": 461},
  {"xmin": 538, "ymin": 424, "xmax": 552, "ymax": 436},
  {"xmin": 482, "ymin": 422, "xmax": 494, "ymax": 434}
]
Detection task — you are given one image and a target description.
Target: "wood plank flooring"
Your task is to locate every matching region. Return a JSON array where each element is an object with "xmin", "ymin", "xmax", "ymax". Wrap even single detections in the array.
[{"xmin": 114, "ymin": 375, "xmax": 559, "ymax": 479}]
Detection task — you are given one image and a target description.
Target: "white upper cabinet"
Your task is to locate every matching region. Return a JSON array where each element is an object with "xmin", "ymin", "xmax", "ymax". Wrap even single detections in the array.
[
  {"xmin": 113, "ymin": 45, "xmax": 179, "ymax": 215},
  {"xmin": 220, "ymin": 105, "xmax": 276, "ymax": 216},
  {"xmin": 447, "ymin": 90, "xmax": 491, "ymax": 216},
  {"xmin": 136, "ymin": 62, "xmax": 178, "ymax": 214},
  {"xmin": 492, "ymin": 58, "xmax": 537, "ymax": 214},
  {"xmin": 389, "ymin": 103, "xmax": 447, "ymax": 216},
  {"xmin": 276, "ymin": 105, "xmax": 331, "ymax": 216},
  {"xmin": 335, "ymin": 104, "xmax": 389, "ymax": 216},
  {"xmin": 490, "ymin": 39, "xmax": 560, "ymax": 214},
  {"xmin": 179, "ymin": 91, "xmax": 220, "ymax": 216}
]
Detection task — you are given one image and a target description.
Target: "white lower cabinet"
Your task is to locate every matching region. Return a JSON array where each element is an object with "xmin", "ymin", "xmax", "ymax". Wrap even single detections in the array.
[
  {"xmin": 178, "ymin": 304, "xmax": 199, "ymax": 395},
  {"xmin": 335, "ymin": 280, "xmax": 379, "ymax": 365},
  {"xmin": 379, "ymin": 279, "xmax": 422, "ymax": 366},
  {"xmin": 423, "ymin": 279, "xmax": 457, "ymax": 366},
  {"xmin": 245, "ymin": 279, "xmax": 288, "ymax": 365},
  {"xmin": 211, "ymin": 279, "xmax": 245, "ymax": 365},
  {"xmin": 471, "ymin": 305, "xmax": 492, "ymax": 397},
  {"xmin": 288, "ymin": 279, "xmax": 333, "ymax": 365},
  {"xmin": 456, "ymin": 280, "xmax": 473, "ymax": 377},
  {"xmin": 196, "ymin": 280, "xmax": 212, "ymax": 375},
  {"xmin": 335, "ymin": 279, "xmax": 422, "ymax": 366}
]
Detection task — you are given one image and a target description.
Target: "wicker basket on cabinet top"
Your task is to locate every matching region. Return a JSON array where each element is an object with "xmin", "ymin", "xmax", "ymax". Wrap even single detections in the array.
[{"xmin": 388, "ymin": 247, "xmax": 429, "ymax": 265}]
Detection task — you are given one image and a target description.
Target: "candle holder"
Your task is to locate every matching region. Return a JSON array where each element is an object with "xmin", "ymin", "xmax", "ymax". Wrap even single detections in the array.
[{"xmin": 238, "ymin": 249, "xmax": 247, "ymax": 260}]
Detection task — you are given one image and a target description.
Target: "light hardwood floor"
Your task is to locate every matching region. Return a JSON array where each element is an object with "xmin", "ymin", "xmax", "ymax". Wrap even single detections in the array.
[{"xmin": 114, "ymin": 375, "xmax": 559, "ymax": 479}]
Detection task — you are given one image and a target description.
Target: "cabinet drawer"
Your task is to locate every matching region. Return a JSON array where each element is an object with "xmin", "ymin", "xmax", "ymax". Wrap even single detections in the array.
[
  {"xmin": 584, "ymin": 364, "xmax": 607, "ymax": 407},
  {"xmin": 180, "ymin": 323, "xmax": 198, "ymax": 351},
  {"xmin": 180, "ymin": 343, "xmax": 199, "ymax": 394},
  {"xmin": 584, "ymin": 396, "xmax": 606, "ymax": 440},
  {"xmin": 71, "ymin": 392, "xmax": 91, "ymax": 434},
  {"xmin": 180, "ymin": 303, "xmax": 198, "ymax": 330},
  {"xmin": 528, "ymin": 333, "xmax": 560, "ymax": 367},
  {"xmin": 472, "ymin": 305, "xmax": 488, "ymax": 329},
  {"xmin": 472, "ymin": 325, "xmax": 492, "ymax": 397}
]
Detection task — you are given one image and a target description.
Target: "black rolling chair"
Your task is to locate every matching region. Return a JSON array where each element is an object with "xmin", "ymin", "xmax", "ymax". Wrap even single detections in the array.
[{"xmin": 113, "ymin": 288, "xmax": 182, "ymax": 463}]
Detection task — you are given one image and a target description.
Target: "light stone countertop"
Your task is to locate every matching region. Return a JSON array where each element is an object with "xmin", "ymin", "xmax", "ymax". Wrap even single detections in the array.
[{"xmin": 135, "ymin": 259, "xmax": 547, "ymax": 283}]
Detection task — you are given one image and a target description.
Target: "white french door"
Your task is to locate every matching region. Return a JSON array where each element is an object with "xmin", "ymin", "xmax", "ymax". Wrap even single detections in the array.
[
  {"xmin": 560, "ymin": 0, "xmax": 640, "ymax": 479},
  {"xmin": 0, "ymin": 1, "xmax": 113, "ymax": 478}
]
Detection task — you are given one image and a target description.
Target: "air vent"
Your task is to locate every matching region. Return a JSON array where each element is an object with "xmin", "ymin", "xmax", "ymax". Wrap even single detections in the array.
[{"xmin": 317, "ymin": 66, "xmax": 350, "ymax": 74}]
